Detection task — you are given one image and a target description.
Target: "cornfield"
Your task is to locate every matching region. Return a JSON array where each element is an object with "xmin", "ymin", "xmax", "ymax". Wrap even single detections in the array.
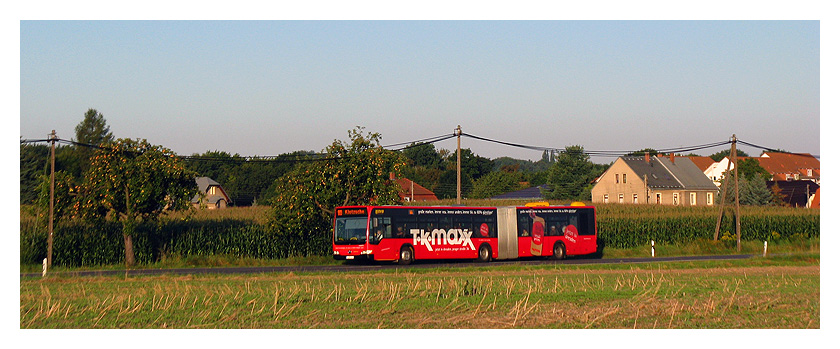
[{"xmin": 20, "ymin": 204, "xmax": 819, "ymax": 267}]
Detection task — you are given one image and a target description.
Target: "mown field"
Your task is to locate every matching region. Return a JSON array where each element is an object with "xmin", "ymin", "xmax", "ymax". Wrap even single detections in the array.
[{"xmin": 20, "ymin": 255, "xmax": 819, "ymax": 329}]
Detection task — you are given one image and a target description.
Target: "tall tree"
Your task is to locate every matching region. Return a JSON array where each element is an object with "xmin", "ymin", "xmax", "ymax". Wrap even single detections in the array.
[
  {"xmin": 543, "ymin": 145, "xmax": 601, "ymax": 201},
  {"xmin": 74, "ymin": 109, "xmax": 115, "ymax": 174},
  {"xmin": 402, "ymin": 142, "xmax": 444, "ymax": 169},
  {"xmin": 77, "ymin": 138, "xmax": 196, "ymax": 267},
  {"xmin": 270, "ymin": 127, "xmax": 404, "ymax": 255}
]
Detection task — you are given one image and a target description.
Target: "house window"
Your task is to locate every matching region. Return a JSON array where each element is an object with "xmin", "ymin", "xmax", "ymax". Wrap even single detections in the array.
[
  {"xmin": 622, "ymin": 174, "xmax": 627, "ymax": 183},
  {"xmin": 619, "ymin": 194, "xmax": 624, "ymax": 204},
  {"xmin": 633, "ymin": 194, "xmax": 638, "ymax": 204},
  {"xmin": 208, "ymin": 187, "xmax": 216, "ymax": 195},
  {"xmin": 690, "ymin": 192, "xmax": 697, "ymax": 206},
  {"xmin": 807, "ymin": 169, "xmax": 813, "ymax": 177},
  {"xmin": 604, "ymin": 194, "xmax": 609, "ymax": 203},
  {"xmin": 655, "ymin": 193, "xmax": 662, "ymax": 204},
  {"xmin": 707, "ymin": 193, "xmax": 714, "ymax": 205},
  {"xmin": 673, "ymin": 193, "xmax": 679, "ymax": 205},
  {"xmin": 615, "ymin": 174, "xmax": 619, "ymax": 184}
]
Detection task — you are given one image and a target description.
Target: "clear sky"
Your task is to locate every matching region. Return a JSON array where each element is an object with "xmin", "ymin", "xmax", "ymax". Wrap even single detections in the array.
[{"xmin": 19, "ymin": 20, "xmax": 820, "ymax": 163}]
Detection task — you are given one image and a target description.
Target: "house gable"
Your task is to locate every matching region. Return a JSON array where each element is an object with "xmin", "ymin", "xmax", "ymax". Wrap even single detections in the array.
[{"xmin": 592, "ymin": 155, "xmax": 718, "ymax": 205}]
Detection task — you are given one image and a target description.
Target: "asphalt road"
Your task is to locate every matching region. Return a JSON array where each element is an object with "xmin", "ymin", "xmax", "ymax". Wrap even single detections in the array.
[{"xmin": 21, "ymin": 254, "xmax": 755, "ymax": 278}]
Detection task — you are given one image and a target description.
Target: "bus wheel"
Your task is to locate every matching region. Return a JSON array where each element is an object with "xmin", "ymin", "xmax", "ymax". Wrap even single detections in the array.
[
  {"xmin": 553, "ymin": 242, "xmax": 566, "ymax": 260},
  {"xmin": 477, "ymin": 244, "xmax": 492, "ymax": 263},
  {"xmin": 398, "ymin": 246, "xmax": 414, "ymax": 265}
]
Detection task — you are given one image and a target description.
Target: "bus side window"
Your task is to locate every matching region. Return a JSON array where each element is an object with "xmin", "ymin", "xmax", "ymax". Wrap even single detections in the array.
[
  {"xmin": 578, "ymin": 210, "xmax": 595, "ymax": 236},
  {"xmin": 518, "ymin": 215, "xmax": 530, "ymax": 237}
]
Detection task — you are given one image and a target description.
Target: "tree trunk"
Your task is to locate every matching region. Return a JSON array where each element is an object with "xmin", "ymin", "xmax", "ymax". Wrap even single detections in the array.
[{"xmin": 123, "ymin": 231, "xmax": 136, "ymax": 267}]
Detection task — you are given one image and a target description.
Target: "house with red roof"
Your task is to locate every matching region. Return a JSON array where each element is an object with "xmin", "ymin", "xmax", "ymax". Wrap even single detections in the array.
[
  {"xmin": 757, "ymin": 152, "xmax": 820, "ymax": 184},
  {"xmin": 393, "ymin": 177, "xmax": 438, "ymax": 202}
]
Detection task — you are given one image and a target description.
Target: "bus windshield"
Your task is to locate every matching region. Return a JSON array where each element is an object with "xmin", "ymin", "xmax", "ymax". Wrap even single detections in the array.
[{"xmin": 334, "ymin": 217, "xmax": 368, "ymax": 245}]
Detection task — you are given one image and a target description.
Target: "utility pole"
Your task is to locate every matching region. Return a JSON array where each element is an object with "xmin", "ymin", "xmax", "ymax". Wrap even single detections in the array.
[
  {"xmin": 714, "ymin": 134, "xmax": 741, "ymax": 251},
  {"xmin": 455, "ymin": 125, "xmax": 462, "ymax": 205},
  {"xmin": 47, "ymin": 130, "xmax": 56, "ymax": 269}
]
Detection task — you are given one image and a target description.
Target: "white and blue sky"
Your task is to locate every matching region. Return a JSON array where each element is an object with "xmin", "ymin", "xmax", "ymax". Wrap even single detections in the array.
[{"xmin": 17, "ymin": 9, "xmax": 823, "ymax": 165}]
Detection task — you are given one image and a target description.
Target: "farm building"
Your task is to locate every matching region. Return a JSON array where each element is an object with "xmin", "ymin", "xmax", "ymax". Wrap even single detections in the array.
[
  {"xmin": 591, "ymin": 153, "xmax": 719, "ymax": 206},
  {"xmin": 192, "ymin": 177, "xmax": 232, "ymax": 209}
]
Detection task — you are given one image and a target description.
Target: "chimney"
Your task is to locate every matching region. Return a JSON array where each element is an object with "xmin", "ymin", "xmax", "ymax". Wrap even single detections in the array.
[
  {"xmin": 645, "ymin": 152, "xmax": 650, "ymax": 163},
  {"xmin": 670, "ymin": 153, "xmax": 675, "ymax": 164},
  {"xmin": 389, "ymin": 172, "xmax": 396, "ymax": 181}
]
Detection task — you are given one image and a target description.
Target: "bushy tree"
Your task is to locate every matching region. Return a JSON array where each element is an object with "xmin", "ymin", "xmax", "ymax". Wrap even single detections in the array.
[
  {"xmin": 270, "ymin": 127, "xmax": 404, "ymax": 255},
  {"xmin": 720, "ymin": 174, "xmax": 774, "ymax": 206},
  {"xmin": 543, "ymin": 145, "xmax": 601, "ymax": 201},
  {"xmin": 74, "ymin": 108, "xmax": 114, "ymax": 174},
  {"xmin": 470, "ymin": 171, "xmax": 523, "ymax": 199},
  {"xmin": 77, "ymin": 138, "xmax": 197, "ymax": 266}
]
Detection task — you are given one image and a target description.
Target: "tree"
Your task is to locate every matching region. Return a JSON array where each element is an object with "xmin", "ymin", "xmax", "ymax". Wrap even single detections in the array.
[
  {"xmin": 270, "ymin": 127, "xmax": 404, "ymax": 255},
  {"xmin": 736, "ymin": 158, "xmax": 771, "ymax": 181},
  {"xmin": 625, "ymin": 148, "xmax": 659, "ymax": 157},
  {"xmin": 543, "ymin": 145, "xmax": 601, "ymax": 201},
  {"xmin": 75, "ymin": 109, "xmax": 114, "ymax": 145},
  {"xmin": 710, "ymin": 149, "xmax": 749, "ymax": 162},
  {"xmin": 74, "ymin": 109, "xmax": 114, "ymax": 174},
  {"xmin": 720, "ymin": 174, "xmax": 774, "ymax": 206},
  {"xmin": 402, "ymin": 142, "xmax": 444, "ymax": 169},
  {"xmin": 470, "ymin": 171, "xmax": 523, "ymax": 199},
  {"xmin": 77, "ymin": 138, "xmax": 196, "ymax": 267}
]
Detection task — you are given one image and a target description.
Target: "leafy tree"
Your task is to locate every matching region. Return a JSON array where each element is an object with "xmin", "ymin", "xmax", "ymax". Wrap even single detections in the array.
[
  {"xmin": 20, "ymin": 144, "xmax": 50, "ymax": 204},
  {"xmin": 77, "ymin": 138, "xmax": 197, "ymax": 267},
  {"xmin": 625, "ymin": 148, "xmax": 659, "ymax": 157},
  {"xmin": 543, "ymin": 145, "xmax": 601, "ymax": 201},
  {"xmin": 470, "ymin": 171, "xmax": 523, "ymax": 199},
  {"xmin": 736, "ymin": 158, "xmax": 771, "ymax": 181},
  {"xmin": 402, "ymin": 142, "xmax": 444, "ymax": 169},
  {"xmin": 74, "ymin": 109, "xmax": 114, "ymax": 145},
  {"xmin": 720, "ymin": 174, "xmax": 774, "ymax": 206},
  {"xmin": 74, "ymin": 109, "xmax": 114, "ymax": 174},
  {"xmin": 709, "ymin": 149, "xmax": 750, "ymax": 162},
  {"xmin": 36, "ymin": 171, "xmax": 77, "ymax": 221},
  {"xmin": 270, "ymin": 127, "xmax": 404, "ymax": 255}
]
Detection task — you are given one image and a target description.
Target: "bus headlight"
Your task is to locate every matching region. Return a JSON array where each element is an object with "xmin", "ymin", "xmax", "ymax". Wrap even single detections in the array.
[
  {"xmin": 333, "ymin": 251, "xmax": 339, "ymax": 255},
  {"xmin": 360, "ymin": 250, "xmax": 373, "ymax": 255}
]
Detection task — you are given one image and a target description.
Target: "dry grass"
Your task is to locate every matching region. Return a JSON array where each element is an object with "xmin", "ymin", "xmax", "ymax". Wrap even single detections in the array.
[{"xmin": 20, "ymin": 259, "xmax": 819, "ymax": 329}]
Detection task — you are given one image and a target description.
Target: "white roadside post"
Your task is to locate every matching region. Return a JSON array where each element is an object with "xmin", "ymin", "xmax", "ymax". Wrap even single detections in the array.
[
  {"xmin": 42, "ymin": 258, "xmax": 47, "ymax": 277},
  {"xmin": 651, "ymin": 240, "xmax": 655, "ymax": 257},
  {"xmin": 763, "ymin": 241, "xmax": 768, "ymax": 257}
]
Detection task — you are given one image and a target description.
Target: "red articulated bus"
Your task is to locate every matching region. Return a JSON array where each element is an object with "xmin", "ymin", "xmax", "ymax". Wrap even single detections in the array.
[{"xmin": 332, "ymin": 202, "xmax": 597, "ymax": 264}]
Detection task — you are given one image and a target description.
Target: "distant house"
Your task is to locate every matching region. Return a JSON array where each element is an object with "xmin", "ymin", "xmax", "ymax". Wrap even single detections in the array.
[
  {"xmin": 591, "ymin": 153, "xmax": 719, "ymax": 205},
  {"xmin": 757, "ymin": 152, "xmax": 820, "ymax": 184},
  {"xmin": 192, "ymin": 177, "xmax": 232, "ymax": 209},
  {"xmin": 491, "ymin": 184, "xmax": 550, "ymax": 200},
  {"xmin": 768, "ymin": 180, "xmax": 819, "ymax": 208},
  {"xmin": 394, "ymin": 177, "xmax": 438, "ymax": 202},
  {"xmin": 703, "ymin": 152, "xmax": 820, "ymax": 187}
]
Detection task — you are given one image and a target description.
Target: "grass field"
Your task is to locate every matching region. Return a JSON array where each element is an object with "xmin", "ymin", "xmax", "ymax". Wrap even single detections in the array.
[{"xmin": 20, "ymin": 254, "xmax": 819, "ymax": 329}]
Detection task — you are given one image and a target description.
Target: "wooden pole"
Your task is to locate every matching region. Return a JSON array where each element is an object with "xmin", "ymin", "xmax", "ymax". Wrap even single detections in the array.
[
  {"xmin": 714, "ymin": 135, "xmax": 736, "ymax": 241},
  {"xmin": 456, "ymin": 125, "xmax": 462, "ymax": 205},
  {"xmin": 47, "ymin": 130, "xmax": 56, "ymax": 268},
  {"xmin": 733, "ymin": 135, "xmax": 741, "ymax": 251}
]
